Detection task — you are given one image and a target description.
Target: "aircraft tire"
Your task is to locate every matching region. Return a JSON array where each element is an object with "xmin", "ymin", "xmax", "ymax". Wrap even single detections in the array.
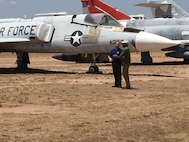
[
  {"xmin": 16, "ymin": 52, "xmax": 30, "ymax": 70},
  {"xmin": 141, "ymin": 51, "xmax": 153, "ymax": 64},
  {"xmin": 89, "ymin": 65, "xmax": 99, "ymax": 73},
  {"xmin": 86, "ymin": 65, "xmax": 102, "ymax": 74}
]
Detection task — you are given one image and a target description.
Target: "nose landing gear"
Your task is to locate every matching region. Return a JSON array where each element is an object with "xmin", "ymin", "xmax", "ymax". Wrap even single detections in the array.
[{"xmin": 86, "ymin": 53, "xmax": 102, "ymax": 74}]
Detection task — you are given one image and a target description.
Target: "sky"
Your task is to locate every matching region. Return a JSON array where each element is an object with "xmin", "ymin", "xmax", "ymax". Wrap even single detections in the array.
[{"xmin": 0, "ymin": 0, "xmax": 188, "ymax": 19}]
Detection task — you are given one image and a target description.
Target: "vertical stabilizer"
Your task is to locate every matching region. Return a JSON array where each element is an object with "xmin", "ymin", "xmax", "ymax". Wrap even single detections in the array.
[
  {"xmin": 82, "ymin": 0, "xmax": 90, "ymax": 14},
  {"xmin": 81, "ymin": 0, "xmax": 131, "ymax": 20},
  {"xmin": 81, "ymin": 0, "xmax": 103, "ymax": 14}
]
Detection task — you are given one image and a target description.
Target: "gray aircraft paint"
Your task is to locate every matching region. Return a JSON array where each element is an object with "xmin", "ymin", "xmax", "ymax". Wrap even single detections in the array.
[{"xmin": 0, "ymin": 13, "xmax": 179, "ymax": 53}]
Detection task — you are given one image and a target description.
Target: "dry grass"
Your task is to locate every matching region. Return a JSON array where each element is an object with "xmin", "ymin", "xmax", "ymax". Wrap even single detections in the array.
[{"xmin": 0, "ymin": 52, "xmax": 189, "ymax": 142}]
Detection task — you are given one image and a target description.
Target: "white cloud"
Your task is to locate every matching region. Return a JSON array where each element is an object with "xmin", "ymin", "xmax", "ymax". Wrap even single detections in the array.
[
  {"xmin": 0, "ymin": 0, "xmax": 17, "ymax": 5},
  {"xmin": 10, "ymin": 0, "xmax": 17, "ymax": 5}
]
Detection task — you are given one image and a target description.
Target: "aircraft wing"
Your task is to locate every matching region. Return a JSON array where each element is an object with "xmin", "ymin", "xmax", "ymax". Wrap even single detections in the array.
[
  {"xmin": 0, "ymin": 38, "xmax": 30, "ymax": 43},
  {"xmin": 177, "ymin": 40, "xmax": 189, "ymax": 46},
  {"xmin": 135, "ymin": 3, "xmax": 170, "ymax": 8},
  {"xmin": 164, "ymin": 40, "xmax": 189, "ymax": 47}
]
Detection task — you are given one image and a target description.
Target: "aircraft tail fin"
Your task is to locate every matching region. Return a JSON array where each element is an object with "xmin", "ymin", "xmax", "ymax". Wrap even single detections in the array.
[
  {"xmin": 81, "ymin": 0, "xmax": 131, "ymax": 20},
  {"xmin": 81, "ymin": 0, "xmax": 89, "ymax": 14},
  {"xmin": 136, "ymin": 2, "xmax": 172, "ymax": 18},
  {"xmin": 136, "ymin": 0, "xmax": 189, "ymax": 18},
  {"xmin": 169, "ymin": 0, "xmax": 189, "ymax": 18}
]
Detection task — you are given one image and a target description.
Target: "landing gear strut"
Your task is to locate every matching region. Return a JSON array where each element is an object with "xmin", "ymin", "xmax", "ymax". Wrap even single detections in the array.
[
  {"xmin": 141, "ymin": 51, "xmax": 153, "ymax": 64},
  {"xmin": 184, "ymin": 58, "xmax": 189, "ymax": 64},
  {"xmin": 16, "ymin": 52, "xmax": 30, "ymax": 70},
  {"xmin": 86, "ymin": 53, "xmax": 102, "ymax": 74}
]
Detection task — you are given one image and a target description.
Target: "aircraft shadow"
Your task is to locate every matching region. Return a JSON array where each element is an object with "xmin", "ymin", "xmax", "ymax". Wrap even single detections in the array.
[
  {"xmin": 0, "ymin": 68, "xmax": 77, "ymax": 74},
  {"xmin": 132, "ymin": 61, "xmax": 188, "ymax": 66},
  {"xmin": 0, "ymin": 68, "xmax": 182, "ymax": 81},
  {"xmin": 130, "ymin": 73, "xmax": 176, "ymax": 78},
  {"xmin": 0, "ymin": 60, "xmax": 187, "ymax": 76},
  {"xmin": 103, "ymin": 72, "xmax": 178, "ymax": 78},
  {"xmin": 100, "ymin": 61, "xmax": 188, "ymax": 67}
]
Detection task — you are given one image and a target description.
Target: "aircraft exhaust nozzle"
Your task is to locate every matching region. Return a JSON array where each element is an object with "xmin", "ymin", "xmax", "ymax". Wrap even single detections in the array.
[{"xmin": 135, "ymin": 32, "xmax": 181, "ymax": 52}]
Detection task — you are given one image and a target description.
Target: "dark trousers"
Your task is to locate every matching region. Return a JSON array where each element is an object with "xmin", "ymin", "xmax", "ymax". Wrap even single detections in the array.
[{"xmin": 112, "ymin": 61, "xmax": 122, "ymax": 87}]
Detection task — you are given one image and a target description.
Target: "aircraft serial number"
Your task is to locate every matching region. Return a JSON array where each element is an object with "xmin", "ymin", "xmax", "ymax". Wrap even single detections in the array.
[{"xmin": 0, "ymin": 25, "xmax": 37, "ymax": 37}]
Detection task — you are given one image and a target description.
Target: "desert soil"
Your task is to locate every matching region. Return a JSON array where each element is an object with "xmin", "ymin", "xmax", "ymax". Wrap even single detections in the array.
[{"xmin": 0, "ymin": 52, "xmax": 189, "ymax": 142}]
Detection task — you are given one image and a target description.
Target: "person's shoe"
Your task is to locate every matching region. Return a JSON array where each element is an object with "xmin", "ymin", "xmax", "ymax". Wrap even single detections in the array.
[
  {"xmin": 126, "ymin": 86, "xmax": 131, "ymax": 89},
  {"xmin": 112, "ymin": 85, "xmax": 121, "ymax": 88}
]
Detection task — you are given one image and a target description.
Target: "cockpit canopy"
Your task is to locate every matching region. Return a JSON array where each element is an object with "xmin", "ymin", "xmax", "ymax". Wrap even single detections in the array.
[{"xmin": 84, "ymin": 14, "xmax": 123, "ymax": 27}]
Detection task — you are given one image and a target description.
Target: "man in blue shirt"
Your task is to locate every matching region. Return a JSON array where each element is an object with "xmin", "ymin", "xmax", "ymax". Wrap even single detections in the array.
[
  {"xmin": 108, "ymin": 41, "xmax": 122, "ymax": 87},
  {"xmin": 113, "ymin": 40, "xmax": 131, "ymax": 89}
]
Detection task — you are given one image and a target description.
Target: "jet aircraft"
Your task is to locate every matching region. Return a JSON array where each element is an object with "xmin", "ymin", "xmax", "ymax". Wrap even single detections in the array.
[
  {"xmin": 81, "ymin": 0, "xmax": 189, "ymax": 64},
  {"xmin": 0, "ymin": 12, "xmax": 181, "ymax": 72},
  {"xmin": 138, "ymin": 0, "xmax": 189, "ymax": 18}
]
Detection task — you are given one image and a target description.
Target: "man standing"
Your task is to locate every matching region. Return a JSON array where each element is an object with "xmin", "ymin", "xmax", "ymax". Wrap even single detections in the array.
[
  {"xmin": 120, "ymin": 40, "xmax": 131, "ymax": 89},
  {"xmin": 108, "ymin": 41, "xmax": 122, "ymax": 88}
]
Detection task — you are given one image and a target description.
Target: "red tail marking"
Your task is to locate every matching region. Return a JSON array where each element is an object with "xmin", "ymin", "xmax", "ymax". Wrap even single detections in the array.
[{"xmin": 81, "ymin": 0, "xmax": 131, "ymax": 20}]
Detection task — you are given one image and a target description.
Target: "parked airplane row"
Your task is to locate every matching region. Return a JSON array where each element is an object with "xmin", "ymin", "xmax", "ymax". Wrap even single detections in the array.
[
  {"xmin": 0, "ymin": 0, "xmax": 187, "ymax": 73},
  {"xmin": 79, "ymin": 0, "xmax": 189, "ymax": 65},
  {"xmin": 54, "ymin": 0, "xmax": 189, "ymax": 70}
]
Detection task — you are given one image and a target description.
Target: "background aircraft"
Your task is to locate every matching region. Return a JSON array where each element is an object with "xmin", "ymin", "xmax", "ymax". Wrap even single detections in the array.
[
  {"xmin": 82, "ymin": 0, "xmax": 189, "ymax": 64},
  {"xmin": 54, "ymin": 0, "xmax": 145, "ymax": 65},
  {"xmin": 142, "ymin": 0, "xmax": 189, "ymax": 18},
  {"xmin": 0, "ymin": 0, "xmax": 187, "ymax": 19},
  {"xmin": 0, "ymin": 12, "xmax": 179, "ymax": 73}
]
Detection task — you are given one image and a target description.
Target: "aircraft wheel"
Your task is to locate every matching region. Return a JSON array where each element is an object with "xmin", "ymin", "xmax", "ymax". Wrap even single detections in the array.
[
  {"xmin": 141, "ymin": 51, "xmax": 153, "ymax": 64},
  {"xmin": 89, "ymin": 65, "xmax": 99, "ymax": 73},
  {"xmin": 16, "ymin": 52, "xmax": 30, "ymax": 70},
  {"xmin": 86, "ymin": 65, "xmax": 102, "ymax": 74}
]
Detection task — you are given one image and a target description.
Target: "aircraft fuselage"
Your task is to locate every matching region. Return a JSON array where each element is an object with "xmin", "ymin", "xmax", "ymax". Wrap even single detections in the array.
[
  {"xmin": 126, "ymin": 18, "xmax": 189, "ymax": 40},
  {"xmin": 0, "ymin": 14, "xmax": 180, "ymax": 54}
]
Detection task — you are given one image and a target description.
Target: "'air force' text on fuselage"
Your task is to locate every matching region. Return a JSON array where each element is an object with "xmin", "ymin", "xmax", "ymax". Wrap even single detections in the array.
[{"xmin": 0, "ymin": 23, "xmax": 38, "ymax": 37}]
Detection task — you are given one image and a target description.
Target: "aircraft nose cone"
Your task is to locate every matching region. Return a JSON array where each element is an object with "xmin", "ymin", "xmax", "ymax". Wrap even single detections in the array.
[{"xmin": 135, "ymin": 31, "xmax": 181, "ymax": 52}]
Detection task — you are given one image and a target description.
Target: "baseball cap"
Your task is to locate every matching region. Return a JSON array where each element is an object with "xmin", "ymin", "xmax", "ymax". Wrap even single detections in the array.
[{"xmin": 121, "ymin": 40, "xmax": 129, "ymax": 44}]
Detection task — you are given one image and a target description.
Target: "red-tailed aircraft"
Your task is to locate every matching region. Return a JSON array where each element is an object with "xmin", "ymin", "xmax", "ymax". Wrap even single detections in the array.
[
  {"xmin": 81, "ymin": 0, "xmax": 151, "ymax": 64},
  {"xmin": 79, "ymin": 0, "xmax": 189, "ymax": 64},
  {"xmin": 81, "ymin": 0, "xmax": 131, "ymax": 20}
]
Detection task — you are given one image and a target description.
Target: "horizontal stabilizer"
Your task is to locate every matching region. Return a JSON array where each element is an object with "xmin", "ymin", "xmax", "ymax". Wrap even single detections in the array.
[{"xmin": 135, "ymin": 3, "xmax": 170, "ymax": 8}]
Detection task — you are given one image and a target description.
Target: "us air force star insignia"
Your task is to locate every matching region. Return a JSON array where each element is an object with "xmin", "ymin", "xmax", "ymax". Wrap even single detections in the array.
[{"xmin": 70, "ymin": 31, "xmax": 83, "ymax": 47}]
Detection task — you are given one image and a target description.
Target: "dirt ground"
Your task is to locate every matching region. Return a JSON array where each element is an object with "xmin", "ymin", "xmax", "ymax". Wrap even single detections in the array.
[{"xmin": 0, "ymin": 52, "xmax": 189, "ymax": 142}]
